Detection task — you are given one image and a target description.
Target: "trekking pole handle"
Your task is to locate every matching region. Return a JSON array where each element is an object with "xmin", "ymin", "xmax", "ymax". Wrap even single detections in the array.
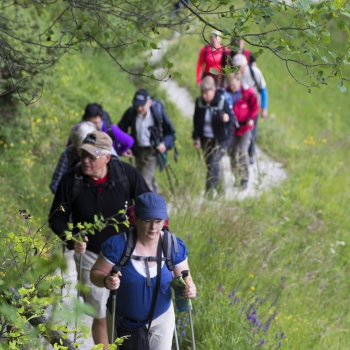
[
  {"xmin": 110, "ymin": 265, "xmax": 121, "ymax": 296},
  {"xmin": 181, "ymin": 270, "xmax": 190, "ymax": 284}
]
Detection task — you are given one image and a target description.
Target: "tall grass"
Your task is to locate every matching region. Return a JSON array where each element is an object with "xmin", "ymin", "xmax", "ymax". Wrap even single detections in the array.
[{"xmin": 1, "ymin": 19, "xmax": 350, "ymax": 349}]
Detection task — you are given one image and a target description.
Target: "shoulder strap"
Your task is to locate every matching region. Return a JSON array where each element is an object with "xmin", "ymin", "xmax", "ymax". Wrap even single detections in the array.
[
  {"xmin": 248, "ymin": 63, "xmax": 258, "ymax": 89},
  {"xmin": 119, "ymin": 227, "xmax": 137, "ymax": 267},
  {"xmin": 71, "ymin": 163, "xmax": 84, "ymax": 203},
  {"xmin": 162, "ymin": 230, "xmax": 178, "ymax": 271},
  {"xmin": 152, "ymin": 99, "xmax": 164, "ymax": 138},
  {"xmin": 110, "ymin": 156, "xmax": 130, "ymax": 193},
  {"xmin": 204, "ymin": 44, "xmax": 208, "ymax": 57}
]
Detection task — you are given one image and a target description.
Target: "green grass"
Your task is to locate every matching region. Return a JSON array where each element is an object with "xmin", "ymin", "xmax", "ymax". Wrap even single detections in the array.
[{"xmin": 1, "ymin": 15, "xmax": 350, "ymax": 349}]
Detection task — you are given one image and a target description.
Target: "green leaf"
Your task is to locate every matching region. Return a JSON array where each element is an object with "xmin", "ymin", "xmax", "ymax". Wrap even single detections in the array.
[
  {"xmin": 150, "ymin": 42, "xmax": 158, "ymax": 50},
  {"xmin": 322, "ymin": 36, "xmax": 331, "ymax": 43},
  {"xmin": 209, "ymin": 68, "xmax": 219, "ymax": 75}
]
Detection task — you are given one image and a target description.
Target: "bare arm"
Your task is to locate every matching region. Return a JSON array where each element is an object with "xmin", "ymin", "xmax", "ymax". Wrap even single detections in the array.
[{"xmin": 90, "ymin": 255, "xmax": 121, "ymax": 290}]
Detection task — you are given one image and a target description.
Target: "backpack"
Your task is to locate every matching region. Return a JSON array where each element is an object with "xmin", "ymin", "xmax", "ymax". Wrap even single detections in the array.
[
  {"xmin": 118, "ymin": 226, "xmax": 179, "ymax": 272},
  {"xmin": 71, "ymin": 156, "xmax": 130, "ymax": 203},
  {"xmin": 102, "ymin": 111, "xmax": 117, "ymax": 144}
]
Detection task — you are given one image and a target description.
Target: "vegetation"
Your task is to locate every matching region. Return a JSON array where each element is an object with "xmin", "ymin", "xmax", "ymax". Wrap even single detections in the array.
[{"xmin": 1, "ymin": 2, "xmax": 350, "ymax": 350}]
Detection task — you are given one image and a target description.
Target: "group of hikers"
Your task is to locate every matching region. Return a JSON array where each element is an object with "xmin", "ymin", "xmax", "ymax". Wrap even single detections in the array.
[{"xmin": 48, "ymin": 31, "xmax": 268, "ymax": 349}]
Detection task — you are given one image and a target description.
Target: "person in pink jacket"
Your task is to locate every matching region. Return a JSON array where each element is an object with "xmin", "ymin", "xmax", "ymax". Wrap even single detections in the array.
[
  {"xmin": 196, "ymin": 30, "xmax": 228, "ymax": 87},
  {"xmin": 226, "ymin": 72, "xmax": 259, "ymax": 189}
]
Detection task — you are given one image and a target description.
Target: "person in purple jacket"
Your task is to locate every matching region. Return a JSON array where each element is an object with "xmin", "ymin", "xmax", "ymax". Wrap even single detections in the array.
[{"xmin": 82, "ymin": 103, "xmax": 134, "ymax": 158}]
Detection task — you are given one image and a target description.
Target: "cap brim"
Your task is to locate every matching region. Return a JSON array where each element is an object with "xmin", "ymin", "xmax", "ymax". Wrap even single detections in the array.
[
  {"xmin": 133, "ymin": 99, "xmax": 147, "ymax": 107},
  {"xmin": 77, "ymin": 143, "xmax": 102, "ymax": 155},
  {"xmin": 138, "ymin": 211, "xmax": 168, "ymax": 221}
]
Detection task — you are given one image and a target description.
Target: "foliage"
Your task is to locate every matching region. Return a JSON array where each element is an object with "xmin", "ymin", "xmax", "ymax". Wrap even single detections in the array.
[{"xmin": 1, "ymin": 0, "xmax": 350, "ymax": 105}]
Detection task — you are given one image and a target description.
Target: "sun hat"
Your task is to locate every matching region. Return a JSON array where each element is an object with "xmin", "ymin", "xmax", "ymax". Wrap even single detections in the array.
[{"xmin": 134, "ymin": 193, "xmax": 168, "ymax": 221}]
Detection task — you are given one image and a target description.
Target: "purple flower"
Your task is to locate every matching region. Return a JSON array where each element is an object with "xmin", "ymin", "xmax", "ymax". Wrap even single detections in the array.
[
  {"xmin": 243, "ymin": 240, "xmax": 247, "ymax": 245},
  {"xmin": 280, "ymin": 276, "xmax": 284, "ymax": 281},
  {"xmin": 259, "ymin": 339, "xmax": 265, "ymax": 345},
  {"xmin": 181, "ymin": 331, "xmax": 186, "ymax": 337},
  {"xmin": 308, "ymin": 272, "xmax": 312, "ymax": 278},
  {"xmin": 275, "ymin": 333, "xmax": 278, "ymax": 339},
  {"xmin": 208, "ymin": 237, "xmax": 212, "ymax": 244},
  {"xmin": 194, "ymin": 310, "xmax": 198, "ymax": 315},
  {"xmin": 280, "ymin": 332, "xmax": 285, "ymax": 339},
  {"xmin": 228, "ymin": 290, "xmax": 236, "ymax": 299},
  {"xmin": 277, "ymin": 342, "xmax": 282, "ymax": 348},
  {"xmin": 176, "ymin": 317, "xmax": 181, "ymax": 326}
]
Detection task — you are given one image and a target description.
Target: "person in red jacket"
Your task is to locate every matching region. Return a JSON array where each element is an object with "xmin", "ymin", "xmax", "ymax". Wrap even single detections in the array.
[
  {"xmin": 196, "ymin": 30, "xmax": 228, "ymax": 87},
  {"xmin": 226, "ymin": 72, "xmax": 259, "ymax": 189}
]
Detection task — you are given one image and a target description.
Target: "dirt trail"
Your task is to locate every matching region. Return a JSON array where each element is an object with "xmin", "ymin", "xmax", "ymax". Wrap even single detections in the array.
[{"xmin": 154, "ymin": 38, "xmax": 287, "ymax": 201}]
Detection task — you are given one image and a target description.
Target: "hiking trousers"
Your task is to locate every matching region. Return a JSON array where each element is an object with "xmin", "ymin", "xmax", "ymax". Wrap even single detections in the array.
[
  {"xmin": 201, "ymin": 136, "xmax": 227, "ymax": 192},
  {"xmin": 230, "ymin": 132, "xmax": 251, "ymax": 182},
  {"xmin": 135, "ymin": 146, "xmax": 159, "ymax": 193}
]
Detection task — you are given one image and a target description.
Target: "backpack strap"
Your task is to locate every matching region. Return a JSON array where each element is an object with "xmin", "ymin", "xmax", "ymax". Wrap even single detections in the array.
[
  {"xmin": 151, "ymin": 99, "xmax": 164, "ymax": 138},
  {"xmin": 162, "ymin": 229, "xmax": 178, "ymax": 271},
  {"xmin": 248, "ymin": 63, "xmax": 259, "ymax": 90},
  {"xmin": 71, "ymin": 163, "xmax": 84, "ymax": 203},
  {"xmin": 119, "ymin": 227, "xmax": 137, "ymax": 267}
]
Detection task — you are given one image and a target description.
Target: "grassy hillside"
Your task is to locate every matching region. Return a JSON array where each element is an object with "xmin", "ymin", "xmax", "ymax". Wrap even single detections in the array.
[{"xmin": 1, "ymin": 19, "xmax": 350, "ymax": 350}]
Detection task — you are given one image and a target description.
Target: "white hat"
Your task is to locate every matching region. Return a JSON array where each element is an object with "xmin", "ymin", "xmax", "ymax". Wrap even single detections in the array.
[{"xmin": 232, "ymin": 54, "xmax": 248, "ymax": 66}]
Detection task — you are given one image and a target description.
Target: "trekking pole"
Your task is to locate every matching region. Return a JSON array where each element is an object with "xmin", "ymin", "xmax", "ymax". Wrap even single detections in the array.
[
  {"xmin": 109, "ymin": 265, "xmax": 121, "ymax": 345},
  {"xmin": 74, "ymin": 233, "xmax": 85, "ymax": 343},
  {"xmin": 181, "ymin": 270, "xmax": 196, "ymax": 350},
  {"xmin": 250, "ymin": 130, "xmax": 261, "ymax": 178},
  {"xmin": 174, "ymin": 323, "xmax": 180, "ymax": 350}
]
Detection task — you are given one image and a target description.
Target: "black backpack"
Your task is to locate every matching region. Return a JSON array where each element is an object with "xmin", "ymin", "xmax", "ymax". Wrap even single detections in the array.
[
  {"xmin": 102, "ymin": 110, "xmax": 118, "ymax": 144},
  {"xmin": 71, "ymin": 156, "xmax": 130, "ymax": 203}
]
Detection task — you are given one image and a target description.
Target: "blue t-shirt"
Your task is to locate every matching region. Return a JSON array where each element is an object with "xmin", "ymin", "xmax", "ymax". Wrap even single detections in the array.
[{"xmin": 101, "ymin": 232, "xmax": 188, "ymax": 326}]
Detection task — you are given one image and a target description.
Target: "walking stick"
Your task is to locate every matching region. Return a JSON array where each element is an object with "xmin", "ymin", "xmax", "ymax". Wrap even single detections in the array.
[
  {"xmin": 182, "ymin": 270, "xmax": 196, "ymax": 350},
  {"xmin": 174, "ymin": 323, "xmax": 180, "ymax": 350},
  {"xmin": 74, "ymin": 233, "xmax": 85, "ymax": 343},
  {"xmin": 109, "ymin": 265, "xmax": 121, "ymax": 345}
]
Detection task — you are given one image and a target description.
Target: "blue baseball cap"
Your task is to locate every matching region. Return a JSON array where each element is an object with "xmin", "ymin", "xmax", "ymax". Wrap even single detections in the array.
[
  {"xmin": 132, "ymin": 88, "xmax": 150, "ymax": 107},
  {"xmin": 134, "ymin": 193, "xmax": 168, "ymax": 221}
]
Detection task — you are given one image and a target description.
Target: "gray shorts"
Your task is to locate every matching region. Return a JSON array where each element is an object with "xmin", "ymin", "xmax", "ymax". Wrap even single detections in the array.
[{"xmin": 74, "ymin": 250, "xmax": 109, "ymax": 319}]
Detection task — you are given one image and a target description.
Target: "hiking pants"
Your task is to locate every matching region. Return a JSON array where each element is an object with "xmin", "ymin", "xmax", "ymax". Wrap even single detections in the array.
[
  {"xmin": 135, "ymin": 146, "xmax": 159, "ymax": 193},
  {"xmin": 230, "ymin": 132, "xmax": 251, "ymax": 182},
  {"xmin": 201, "ymin": 136, "xmax": 226, "ymax": 192},
  {"xmin": 248, "ymin": 115, "xmax": 259, "ymax": 157}
]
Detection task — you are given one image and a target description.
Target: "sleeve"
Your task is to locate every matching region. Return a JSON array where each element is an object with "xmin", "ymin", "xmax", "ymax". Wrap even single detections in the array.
[
  {"xmin": 111, "ymin": 124, "xmax": 134, "ymax": 155},
  {"xmin": 260, "ymin": 87, "xmax": 268, "ymax": 109},
  {"xmin": 101, "ymin": 234, "xmax": 127, "ymax": 265},
  {"xmin": 49, "ymin": 172, "xmax": 73, "ymax": 247},
  {"xmin": 196, "ymin": 46, "xmax": 205, "ymax": 84},
  {"xmin": 117, "ymin": 108, "xmax": 133, "ymax": 133},
  {"xmin": 121, "ymin": 161, "xmax": 152, "ymax": 200},
  {"xmin": 173, "ymin": 237, "xmax": 189, "ymax": 266},
  {"xmin": 49, "ymin": 149, "xmax": 69, "ymax": 194},
  {"xmin": 160, "ymin": 108, "xmax": 176, "ymax": 151}
]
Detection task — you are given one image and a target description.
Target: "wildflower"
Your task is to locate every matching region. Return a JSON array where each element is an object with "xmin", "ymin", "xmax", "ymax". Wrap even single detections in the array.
[
  {"xmin": 259, "ymin": 339, "xmax": 265, "ymax": 345},
  {"xmin": 251, "ymin": 286, "xmax": 255, "ymax": 291},
  {"xmin": 308, "ymin": 273, "xmax": 312, "ymax": 278},
  {"xmin": 281, "ymin": 333, "xmax": 285, "ymax": 339},
  {"xmin": 228, "ymin": 290, "xmax": 236, "ymax": 299},
  {"xmin": 280, "ymin": 276, "xmax": 284, "ymax": 281},
  {"xmin": 208, "ymin": 237, "xmax": 212, "ymax": 244},
  {"xmin": 275, "ymin": 333, "xmax": 278, "ymax": 339},
  {"xmin": 277, "ymin": 342, "xmax": 282, "ymax": 349},
  {"xmin": 180, "ymin": 331, "xmax": 186, "ymax": 337},
  {"xmin": 243, "ymin": 240, "xmax": 247, "ymax": 245}
]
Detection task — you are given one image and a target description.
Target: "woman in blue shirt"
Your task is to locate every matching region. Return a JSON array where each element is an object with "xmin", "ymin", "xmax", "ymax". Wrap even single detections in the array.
[{"xmin": 91, "ymin": 193, "xmax": 196, "ymax": 350}]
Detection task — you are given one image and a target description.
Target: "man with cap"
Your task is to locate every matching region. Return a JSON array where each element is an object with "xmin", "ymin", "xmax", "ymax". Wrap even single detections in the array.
[
  {"xmin": 91, "ymin": 192, "xmax": 197, "ymax": 350},
  {"xmin": 118, "ymin": 88, "xmax": 176, "ymax": 193},
  {"xmin": 49, "ymin": 130, "xmax": 151, "ymax": 349}
]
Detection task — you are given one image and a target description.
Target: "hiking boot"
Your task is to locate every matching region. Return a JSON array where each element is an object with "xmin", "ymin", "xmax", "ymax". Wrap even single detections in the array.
[{"xmin": 241, "ymin": 180, "xmax": 248, "ymax": 190}]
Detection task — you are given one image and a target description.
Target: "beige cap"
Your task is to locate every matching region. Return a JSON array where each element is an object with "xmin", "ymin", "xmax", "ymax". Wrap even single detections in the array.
[{"xmin": 77, "ymin": 131, "xmax": 112, "ymax": 156}]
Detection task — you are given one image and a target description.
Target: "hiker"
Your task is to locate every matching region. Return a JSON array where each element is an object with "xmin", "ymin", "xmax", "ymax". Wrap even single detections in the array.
[
  {"xmin": 232, "ymin": 54, "xmax": 268, "ymax": 163},
  {"xmin": 118, "ymin": 88, "xmax": 176, "ymax": 193},
  {"xmin": 196, "ymin": 30, "xmax": 228, "ymax": 87},
  {"xmin": 50, "ymin": 121, "xmax": 98, "ymax": 194},
  {"xmin": 226, "ymin": 72, "xmax": 259, "ymax": 189},
  {"xmin": 82, "ymin": 103, "xmax": 134, "ymax": 158},
  {"xmin": 223, "ymin": 36, "xmax": 256, "ymax": 66},
  {"xmin": 49, "ymin": 131, "xmax": 151, "ymax": 349},
  {"xmin": 192, "ymin": 76, "xmax": 234, "ymax": 197},
  {"xmin": 90, "ymin": 192, "xmax": 196, "ymax": 350}
]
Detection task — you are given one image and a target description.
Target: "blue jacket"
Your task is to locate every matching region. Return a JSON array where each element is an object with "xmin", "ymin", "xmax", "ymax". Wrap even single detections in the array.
[{"xmin": 118, "ymin": 100, "xmax": 176, "ymax": 157}]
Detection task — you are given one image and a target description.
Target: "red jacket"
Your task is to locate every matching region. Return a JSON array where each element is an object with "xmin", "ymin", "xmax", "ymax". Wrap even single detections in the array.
[
  {"xmin": 228, "ymin": 85, "xmax": 259, "ymax": 136},
  {"xmin": 196, "ymin": 45, "xmax": 229, "ymax": 83}
]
